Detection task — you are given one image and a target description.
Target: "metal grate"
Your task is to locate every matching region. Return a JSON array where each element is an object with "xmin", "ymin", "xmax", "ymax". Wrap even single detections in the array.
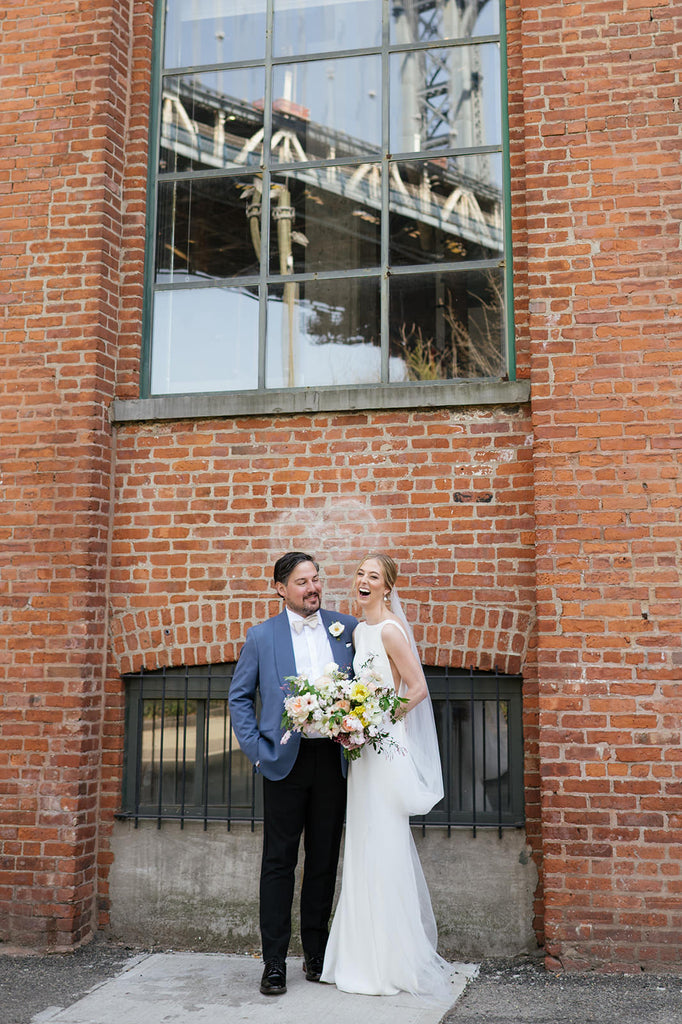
[
  {"xmin": 414, "ymin": 666, "xmax": 525, "ymax": 834},
  {"xmin": 118, "ymin": 664, "xmax": 524, "ymax": 833},
  {"xmin": 120, "ymin": 665, "xmax": 261, "ymax": 830}
]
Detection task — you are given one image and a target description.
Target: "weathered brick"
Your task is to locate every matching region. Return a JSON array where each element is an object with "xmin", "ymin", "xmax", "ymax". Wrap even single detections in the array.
[{"xmin": 3, "ymin": 0, "xmax": 680, "ymax": 972}]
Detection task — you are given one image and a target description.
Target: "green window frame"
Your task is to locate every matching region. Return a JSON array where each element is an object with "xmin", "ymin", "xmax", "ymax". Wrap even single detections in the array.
[{"xmin": 139, "ymin": 0, "xmax": 516, "ymax": 412}]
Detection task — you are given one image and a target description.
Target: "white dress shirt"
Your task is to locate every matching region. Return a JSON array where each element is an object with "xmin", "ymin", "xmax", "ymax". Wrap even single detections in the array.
[{"xmin": 286, "ymin": 607, "xmax": 334, "ymax": 682}]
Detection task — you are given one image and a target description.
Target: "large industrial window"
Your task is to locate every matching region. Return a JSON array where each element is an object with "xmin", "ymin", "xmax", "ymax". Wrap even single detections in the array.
[
  {"xmin": 118, "ymin": 663, "xmax": 524, "ymax": 832},
  {"xmin": 144, "ymin": 0, "xmax": 512, "ymax": 398}
]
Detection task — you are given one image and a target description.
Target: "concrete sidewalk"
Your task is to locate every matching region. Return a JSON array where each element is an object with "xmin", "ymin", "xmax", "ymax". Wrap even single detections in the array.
[
  {"xmin": 3, "ymin": 942, "xmax": 682, "ymax": 1024},
  {"xmin": 23, "ymin": 952, "xmax": 478, "ymax": 1024}
]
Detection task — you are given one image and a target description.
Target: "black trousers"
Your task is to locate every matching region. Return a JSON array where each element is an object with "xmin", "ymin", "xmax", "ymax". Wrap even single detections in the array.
[{"xmin": 260, "ymin": 738, "xmax": 347, "ymax": 962}]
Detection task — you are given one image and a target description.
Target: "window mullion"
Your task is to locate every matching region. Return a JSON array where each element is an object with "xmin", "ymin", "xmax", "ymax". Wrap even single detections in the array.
[
  {"xmin": 258, "ymin": 0, "xmax": 276, "ymax": 390},
  {"xmin": 499, "ymin": 0, "xmax": 515, "ymax": 381},
  {"xmin": 380, "ymin": 0, "xmax": 390, "ymax": 383}
]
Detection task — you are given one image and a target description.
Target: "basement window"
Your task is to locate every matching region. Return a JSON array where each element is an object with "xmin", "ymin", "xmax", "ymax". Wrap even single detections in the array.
[{"xmin": 119, "ymin": 662, "xmax": 524, "ymax": 832}]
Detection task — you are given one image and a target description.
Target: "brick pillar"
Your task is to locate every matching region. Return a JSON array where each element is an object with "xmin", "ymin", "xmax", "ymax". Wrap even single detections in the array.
[
  {"xmin": 0, "ymin": 2, "xmax": 135, "ymax": 949},
  {"xmin": 523, "ymin": 1, "xmax": 682, "ymax": 969}
]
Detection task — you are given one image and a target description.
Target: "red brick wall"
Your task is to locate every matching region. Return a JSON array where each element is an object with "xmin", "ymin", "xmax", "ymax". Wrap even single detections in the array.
[
  {"xmin": 0, "ymin": 2, "xmax": 139, "ymax": 949},
  {"xmin": 93, "ymin": 0, "xmax": 544, "ymax": 944},
  {"xmin": 107, "ymin": 413, "xmax": 536, "ymax": 677},
  {"xmin": 522, "ymin": 1, "xmax": 682, "ymax": 970},
  {"xmin": 506, "ymin": 0, "xmax": 541, "ymax": 939},
  {"xmin": 12, "ymin": 0, "xmax": 682, "ymax": 972},
  {"xmin": 2, "ymin": 0, "xmax": 546, "ymax": 951},
  {"xmin": 95, "ymin": 408, "xmax": 540, "ymax": 924}
]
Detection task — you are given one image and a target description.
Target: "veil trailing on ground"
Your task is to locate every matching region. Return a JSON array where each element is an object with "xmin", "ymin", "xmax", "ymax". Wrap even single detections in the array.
[{"xmin": 390, "ymin": 590, "xmax": 444, "ymax": 812}]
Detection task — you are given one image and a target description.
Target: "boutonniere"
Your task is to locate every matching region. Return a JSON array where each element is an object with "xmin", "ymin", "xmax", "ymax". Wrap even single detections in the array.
[{"xmin": 328, "ymin": 621, "xmax": 345, "ymax": 638}]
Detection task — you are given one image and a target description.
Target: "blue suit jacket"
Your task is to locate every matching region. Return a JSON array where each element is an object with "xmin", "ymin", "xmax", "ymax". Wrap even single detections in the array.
[{"xmin": 228, "ymin": 608, "xmax": 358, "ymax": 781}]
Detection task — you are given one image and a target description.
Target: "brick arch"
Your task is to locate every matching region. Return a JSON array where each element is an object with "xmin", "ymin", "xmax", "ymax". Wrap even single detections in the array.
[
  {"xmin": 111, "ymin": 598, "xmax": 536, "ymax": 679},
  {"xmin": 111, "ymin": 597, "xmax": 280, "ymax": 676},
  {"xmin": 418, "ymin": 605, "xmax": 536, "ymax": 677}
]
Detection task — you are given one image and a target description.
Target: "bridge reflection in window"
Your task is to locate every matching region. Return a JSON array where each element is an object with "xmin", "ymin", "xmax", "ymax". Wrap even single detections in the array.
[{"xmin": 149, "ymin": 0, "xmax": 509, "ymax": 396}]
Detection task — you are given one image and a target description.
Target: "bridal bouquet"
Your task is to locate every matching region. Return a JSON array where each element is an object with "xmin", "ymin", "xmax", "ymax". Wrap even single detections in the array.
[{"xmin": 281, "ymin": 658, "xmax": 407, "ymax": 762}]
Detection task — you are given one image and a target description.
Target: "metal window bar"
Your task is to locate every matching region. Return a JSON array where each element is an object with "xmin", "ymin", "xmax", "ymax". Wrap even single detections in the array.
[
  {"xmin": 227, "ymin": 692, "xmax": 234, "ymax": 832},
  {"xmin": 495, "ymin": 667, "xmax": 503, "ymax": 837},
  {"xmin": 132, "ymin": 668, "xmax": 144, "ymax": 827},
  {"xmin": 217, "ymin": 699, "xmax": 228, "ymax": 807},
  {"xmin": 118, "ymin": 664, "xmax": 524, "ymax": 833},
  {"xmin": 156, "ymin": 669, "xmax": 166, "ymax": 828},
  {"xmin": 180, "ymin": 667, "xmax": 189, "ymax": 827},
  {"xmin": 470, "ymin": 666, "xmax": 477, "ymax": 834}
]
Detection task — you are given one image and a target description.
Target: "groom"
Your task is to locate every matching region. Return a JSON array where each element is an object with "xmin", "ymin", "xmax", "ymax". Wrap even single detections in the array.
[{"xmin": 228, "ymin": 551, "xmax": 357, "ymax": 996}]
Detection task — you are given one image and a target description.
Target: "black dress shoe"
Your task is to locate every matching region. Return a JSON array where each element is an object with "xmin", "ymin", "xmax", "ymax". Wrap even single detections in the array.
[
  {"xmin": 260, "ymin": 959, "xmax": 287, "ymax": 995},
  {"xmin": 302, "ymin": 954, "xmax": 325, "ymax": 982}
]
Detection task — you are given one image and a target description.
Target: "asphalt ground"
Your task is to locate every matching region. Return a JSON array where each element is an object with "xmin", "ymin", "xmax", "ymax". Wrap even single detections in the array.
[
  {"xmin": 442, "ymin": 954, "xmax": 682, "ymax": 1024},
  {"xmin": 0, "ymin": 939, "xmax": 134, "ymax": 1024},
  {"xmin": 1, "ymin": 938, "xmax": 681, "ymax": 1024}
]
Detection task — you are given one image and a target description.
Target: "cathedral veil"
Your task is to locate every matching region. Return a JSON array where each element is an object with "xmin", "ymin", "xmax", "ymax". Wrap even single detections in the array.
[{"xmin": 390, "ymin": 590, "xmax": 444, "ymax": 811}]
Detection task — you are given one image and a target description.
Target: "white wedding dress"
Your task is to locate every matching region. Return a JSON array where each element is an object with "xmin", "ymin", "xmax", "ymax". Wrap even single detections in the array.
[{"xmin": 321, "ymin": 620, "xmax": 454, "ymax": 1001}]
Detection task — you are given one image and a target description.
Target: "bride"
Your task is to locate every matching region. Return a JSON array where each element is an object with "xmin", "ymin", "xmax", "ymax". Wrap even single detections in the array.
[{"xmin": 321, "ymin": 553, "xmax": 454, "ymax": 1000}]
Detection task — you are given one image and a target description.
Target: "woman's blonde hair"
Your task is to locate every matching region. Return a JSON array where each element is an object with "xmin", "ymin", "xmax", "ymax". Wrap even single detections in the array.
[{"xmin": 353, "ymin": 552, "xmax": 398, "ymax": 596}]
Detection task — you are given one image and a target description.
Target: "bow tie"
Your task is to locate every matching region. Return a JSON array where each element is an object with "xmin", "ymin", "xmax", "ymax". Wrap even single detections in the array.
[{"xmin": 292, "ymin": 614, "xmax": 320, "ymax": 634}]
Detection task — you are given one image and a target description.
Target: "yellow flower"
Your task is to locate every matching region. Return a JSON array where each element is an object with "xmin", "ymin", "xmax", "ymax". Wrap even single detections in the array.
[
  {"xmin": 352, "ymin": 705, "xmax": 369, "ymax": 726},
  {"xmin": 350, "ymin": 682, "xmax": 370, "ymax": 702}
]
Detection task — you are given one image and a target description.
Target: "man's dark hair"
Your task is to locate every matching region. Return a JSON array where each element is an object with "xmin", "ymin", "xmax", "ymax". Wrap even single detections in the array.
[{"xmin": 273, "ymin": 551, "xmax": 319, "ymax": 586}]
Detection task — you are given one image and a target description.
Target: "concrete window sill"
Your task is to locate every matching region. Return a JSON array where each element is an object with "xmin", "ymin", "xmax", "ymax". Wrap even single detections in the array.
[{"xmin": 111, "ymin": 380, "xmax": 530, "ymax": 423}]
